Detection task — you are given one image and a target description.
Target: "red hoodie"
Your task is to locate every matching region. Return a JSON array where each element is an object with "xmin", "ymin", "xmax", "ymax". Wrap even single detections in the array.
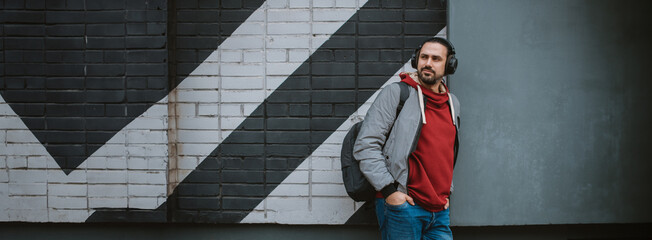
[{"xmin": 400, "ymin": 73, "xmax": 456, "ymax": 212}]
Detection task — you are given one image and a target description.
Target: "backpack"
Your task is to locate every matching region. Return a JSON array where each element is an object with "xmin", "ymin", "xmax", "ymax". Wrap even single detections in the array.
[{"xmin": 340, "ymin": 82, "xmax": 410, "ymax": 202}]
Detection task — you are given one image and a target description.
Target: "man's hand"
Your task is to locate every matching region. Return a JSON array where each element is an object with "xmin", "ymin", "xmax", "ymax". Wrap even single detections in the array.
[
  {"xmin": 444, "ymin": 198, "xmax": 449, "ymax": 209},
  {"xmin": 385, "ymin": 191, "xmax": 415, "ymax": 206}
]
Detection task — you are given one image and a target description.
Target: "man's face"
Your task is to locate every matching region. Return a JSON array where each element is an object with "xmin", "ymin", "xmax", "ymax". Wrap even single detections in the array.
[{"xmin": 416, "ymin": 42, "xmax": 448, "ymax": 85}]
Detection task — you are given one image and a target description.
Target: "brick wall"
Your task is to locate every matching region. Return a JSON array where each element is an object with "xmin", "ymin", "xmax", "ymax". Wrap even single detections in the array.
[{"xmin": 0, "ymin": 0, "xmax": 447, "ymax": 224}]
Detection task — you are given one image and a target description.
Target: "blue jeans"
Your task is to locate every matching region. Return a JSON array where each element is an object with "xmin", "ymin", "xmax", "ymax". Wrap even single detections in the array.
[{"xmin": 375, "ymin": 198, "xmax": 453, "ymax": 240}]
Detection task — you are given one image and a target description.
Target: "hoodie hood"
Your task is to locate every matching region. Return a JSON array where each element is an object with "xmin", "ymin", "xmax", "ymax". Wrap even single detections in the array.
[{"xmin": 399, "ymin": 72, "xmax": 453, "ymax": 125}]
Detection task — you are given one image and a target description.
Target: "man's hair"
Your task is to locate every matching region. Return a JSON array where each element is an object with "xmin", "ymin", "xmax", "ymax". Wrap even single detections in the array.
[{"xmin": 417, "ymin": 37, "xmax": 454, "ymax": 58}]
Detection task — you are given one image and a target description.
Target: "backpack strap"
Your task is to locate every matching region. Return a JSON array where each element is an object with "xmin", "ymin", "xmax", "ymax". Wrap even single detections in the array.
[{"xmin": 396, "ymin": 81, "xmax": 409, "ymax": 115}]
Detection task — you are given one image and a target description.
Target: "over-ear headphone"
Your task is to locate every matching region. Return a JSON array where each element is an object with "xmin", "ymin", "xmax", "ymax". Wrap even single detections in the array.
[{"xmin": 410, "ymin": 37, "xmax": 458, "ymax": 75}]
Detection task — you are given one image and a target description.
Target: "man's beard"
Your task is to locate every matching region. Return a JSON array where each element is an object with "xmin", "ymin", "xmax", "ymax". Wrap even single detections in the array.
[{"xmin": 417, "ymin": 66, "xmax": 443, "ymax": 85}]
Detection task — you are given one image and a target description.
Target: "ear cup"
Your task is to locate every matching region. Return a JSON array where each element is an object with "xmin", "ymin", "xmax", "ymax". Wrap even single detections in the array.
[{"xmin": 445, "ymin": 54, "xmax": 458, "ymax": 75}]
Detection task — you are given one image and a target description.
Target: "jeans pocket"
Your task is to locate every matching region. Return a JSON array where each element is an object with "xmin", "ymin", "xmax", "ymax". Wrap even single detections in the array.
[{"xmin": 384, "ymin": 201, "xmax": 408, "ymax": 211}]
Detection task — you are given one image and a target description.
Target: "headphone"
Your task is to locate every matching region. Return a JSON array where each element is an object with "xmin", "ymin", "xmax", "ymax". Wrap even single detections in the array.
[{"xmin": 410, "ymin": 37, "xmax": 458, "ymax": 75}]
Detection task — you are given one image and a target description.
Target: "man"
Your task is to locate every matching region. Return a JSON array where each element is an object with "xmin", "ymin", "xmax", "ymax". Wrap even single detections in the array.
[{"xmin": 353, "ymin": 37, "xmax": 460, "ymax": 240}]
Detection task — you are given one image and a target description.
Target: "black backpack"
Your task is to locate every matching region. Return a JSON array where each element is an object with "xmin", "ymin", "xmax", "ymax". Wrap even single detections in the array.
[{"xmin": 341, "ymin": 82, "xmax": 410, "ymax": 202}]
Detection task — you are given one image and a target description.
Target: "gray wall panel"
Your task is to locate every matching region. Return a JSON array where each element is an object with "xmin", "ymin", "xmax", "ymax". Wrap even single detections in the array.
[{"xmin": 449, "ymin": 0, "xmax": 652, "ymax": 226}]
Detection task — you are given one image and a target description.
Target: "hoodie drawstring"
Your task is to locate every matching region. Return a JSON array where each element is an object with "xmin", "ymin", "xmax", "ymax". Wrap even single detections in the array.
[{"xmin": 417, "ymin": 85, "xmax": 427, "ymax": 124}]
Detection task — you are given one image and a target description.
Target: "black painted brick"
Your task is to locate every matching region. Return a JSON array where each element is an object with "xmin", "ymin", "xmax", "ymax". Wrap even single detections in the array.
[
  {"xmin": 86, "ymin": 24, "xmax": 126, "ymax": 36},
  {"xmin": 46, "ymin": 25, "xmax": 85, "ymax": 36},
  {"xmin": 126, "ymin": 36, "xmax": 166, "ymax": 49},
  {"xmin": 266, "ymin": 144, "xmax": 310, "ymax": 157},
  {"xmin": 126, "ymin": 11, "xmax": 146, "ymax": 22},
  {"xmin": 405, "ymin": 9, "xmax": 445, "ymax": 21},
  {"xmin": 47, "ymin": 144, "xmax": 85, "ymax": 156},
  {"xmin": 222, "ymin": 170, "xmax": 263, "ymax": 184},
  {"xmin": 359, "ymin": 76, "xmax": 392, "ymax": 89},
  {"xmin": 176, "ymin": 37, "xmax": 220, "ymax": 49},
  {"xmin": 311, "ymin": 118, "xmax": 347, "ymax": 131},
  {"xmin": 84, "ymin": 104, "xmax": 104, "ymax": 117},
  {"xmin": 126, "ymin": 64, "xmax": 166, "ymax": 76},
  {"xmin": 177, "ymin": 183, "xmax": 220, "ymax": 197},
  {"xmin": 2, "ymin": 12, "xmax": 44, "ymax": 23},
  {"xmin": 334, "ymin": 50, "xmax": 355, "ymax": 61},
  {"xmin": 127, "ymin": 104, "xmax": 148, "ymax": 116},
  {"xmin": 146, "ymin": 0, "xmax": 166, "ymax": 10},
  {"xmin": 45, "ymin": 64, "xmax": 84, "ymax": 76},
  {"xmin": 105, "ymin": 104, "xmax": 126, "ymax": 117},
  {"xmin": 46, "ymin": 118, "xmax": 84, "ymax": 130},
  {"xmin": 104, "ymin": 51, "xmax": 126, "ymax": 63},
  {"xmin": 21, "ymin": 104, "xmax": 45, "ymax": 116},
  {"xmin": 219, "ymin": 143, "xmax": 264, "ymax": 156},
  {"xmin": 146, "ymin": 10, "xmax": 166, "ymax": 22},
  {"xmin": 86, "ymin": 132, "xmax": 114, "ymax": 144},
  {"xmin": 223, "ymin": 131, "xmax": 264, "ymax": 144},
  {"xmin": 276, "ymin": 76, "xmax": 310, "ymax": 90},
  {"xmin": 266, "ymin": 118, "xmax": 309, "ymax": 131},
  {"xmin": 147, "ymin": 23, "xmax": 166, "ymax": 35},
  {"xmin": 44, "ymin": 51, "xmax": 82, "ymax": 63},
  {"xmin": 312, "ymin": 76, "xmax": 355, "ymax": 89},
  {"xmin": 127, "ymin": 23, "xmax": 147, "ymax": 35},
  {"xmin": 180, "ymin": 170, "xmax": 221, "ymax": 184},
  {"xmin": 87, "ymin": 77, "xmax": 125, "ymax": 90},
  {"xmin": 406, "ymin": 23, "xmax": 445, "ymax": 34},
  {"xmin": 288, "ymin": 104, "xmax": 309, "ymax": 117},
  {"xmin": 380, "ymin": 50, "xmax": 403, "ymax": 62},
  {"xmin": 222, "ymin": 184, "xmax": 264, "ymax": 197},
  {"xmin": 265, "ymin": 171, "xmax": 293, "ymax": 184},
  {"xmin": 312, "ymin": 90, "xmax": 355, "ymax": 103},
  {"xmin": 334, "ymin": 104, "xmax": 356, "ymax": 117},
  {"xmin": 85, "ymin": 90, "xmax": 125, "ymax": 103},
  {"xmin": 46, "ymin": 131, "xmax": 85, "ymax": 143},
  {"xmin": 311, "ymin": 104, "xmax": 332, "ymax": 116},
  {"xmin": 359, "ymin": 22, "xmax": 403, "ymax": 36},
  {"xmin": 311, "ymin": 50, "xmax": 334, "ymax": 62},
  {"xmin": 359, "ymin": 36, "xmax": 402, "ymax": 49},
  {"xmin": 359, "ymin": 9, "xmax": 402, "ymax": 21},
  {"xmin": 177, "ymin": 10, "xmax": 220, "ymax": 22},
  {"xmin": 406, "ymin": 0, "xmax": 426, "ymax": 8},
  {"xmin": 45, "ymin": 37, "xmax": 84, "ymax": 50},
  {"xmin": 45, "ymin": 11, "xmax": 85, "ymax": 24},
  {"xmin": 45, "ymin": 104, "xmax": 83, "ymax": 117},
  {"xmin": 126, "ymin": 50, "xmax": 166, "ymax": 63},
  {"xmin": 21, "ymin": 117, "xmax": 46, "ymax": 129},
  {"xmin": 357, "ymin": 90, "xmax": 378, "ymax": 104},
  {"xmin": 86, "ymin": 37, "xmax": 125, "ymax": 49},
  {"xmin": 86, "ymin": 11, "xmax": 125, "ymax": 23},
  {"xmin": 46, "ymin": 91, "xmax": 85, "ymax": 103},
  {"xmin": 222, "ymin": 197, "xmax": 262, "ymax": 210},
  {"xmin": 358, "ymin": 62, "xmax": 402, "ymax": 75},
  {"xmin": 87, "ymin": 64, "xmax": 125, "ymax": 76},
  {"xmin": 147, "ymin": 77, "xmax": 167, "ymax": 89},
  {"xmin": 4, "ymin": 0, "xmax": 24, "ymax": 8},
  {"xmin": 177, "ymin": 197, "xmax": 220, "ymax": 210},
  {"xmin": 4, "ymin": 25, "xmax": 44, "ymax": 36},
  {"xmin": 265, "ymin": 158, "xmax": 287, "ymax": 170},
  {"xmin": 266, "ymin": 91, "xmax": 310, "ymax": 103},
  {"xmin": 126, "ymin": 89, "xmax": 166, "ymax": 102},
  {"xmin": 4, "ymin": 64, "xmax": 44, "ymax": 76},
  {"xmin": 321, "ymin": 36, "xmax": 355, "ymax": 49},
  {"xmin": 222, "ymin": 157, "xmax": 264, "ymax": 170},
  {"xmin": 86, "ymin": 0, "xmax": 125, "ymax": 10},
  {"xmin": 265, "ymin": 104, "xmax": 287, "ymax": 117},
  {"xmin": 240, "ymin": 118, "xmax": 264, "ymax": 130},
  {"xmin": 265, "ymin": 131, "xmax": 310, "ymax": 144},
  {"xmin": 46, "ymin": 77, "xmax": 84, "ymax": 89},
  {"xmin": 5, "ymin": 38, "xmax": 44, "ymax": 50},
  {"xmin": 311, "ymin": 63, "xmax": 355, "ymax": 76}
]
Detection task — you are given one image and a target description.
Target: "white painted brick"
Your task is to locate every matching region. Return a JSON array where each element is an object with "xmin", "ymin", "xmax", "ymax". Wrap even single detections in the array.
[
  {"xmin": 27, "ymin": 156, "xmax": 47, "ymax": 168},
  {"xmin": 107, "ymin": 157, "xmax": 128, "ymax": 169},
  {"xmin": 127, "ymin": 157, "xmax": 148, "ymax": 170},
  {"xmin": 312, "ymin": 22, "xmax": 342, "ymax": 34},
  {"xmin": 267, "ymin": 23, "xmax": 311, "ymax": 35},
  {"xmin": 222, "ymin": 77, "xmax": 264, "ymax": 90},
  {"xmin": 311, "ymin": 183, "xmax": 347, "ymax": 196},
  {"xmin": 324, "ymin": 131, "xmax": 346, "ymax": 144},
  {"xmin": 267, "ymin": 36, "xmax": 310, "ymax": 49},
  {"xmin": 266, "ymin": 62, "xmax": 302, "ymax": 76},
  {"xmin": 177, "ymin": 76, "xmax": 220, "ymax": 90},
  {"xmin": 8, "ymin": 196, "xmax": 46, "ymax": 210},
  {"xmin": 289, "ymin": 0, "xmax": 310, "ymax": 8},
  {"xmin": 266, "ymin": 49, "xmax": 287, "ymax": 62},
  {"xmin": 89, "ymin": 197, "xmax": 127, "ymax": 208},
  {"xmin": 266, "ymin": 76, "xmax": 287, "ymax": 90},
  {"xmin": 5, "ymin": 143, "xmax": 46, "ymax": 156},
  {"xmin": 197, "ymin": 104, "xmax": 219, "ymax": 116},
  {"xmin": 6, "ymin": 130, "xmax": 35, "ymax": 143},
  {"xmin": 126, "ymin": 144, "xmax": 168, "ymax": 157},
  {"xmin": 128, "ymin": 184, "xmax": 166, "ymax": 197},
  {"xmin": 126, "ymin": 130, "xmax": 167, "ymax": 144},
  {"xmin": 128, "ymin": 171, "xmax": 166, "ymax": 184},
  {"xmin": 221, "ymin": 90, "xmax": 266, "ymax": 103},
  {"xmin": 175, "ymin": 103, "xmax": 196, "ymax": 116},
  {"xmin": 311, "ymin": 157, "xmax": 333, "ymax": 170},
  {"xmin": 312, "ymin": 170, "xmax": 342, "ymax": 184},
  {"xmin": 9, "ymin": 169, "xmax": 47, "ymax": 183},
  {"xmin": 0, "ymin": 170, "xmax": 8, "ymax": 182},
  {"xmin": 0, "ymin": 118, "xmax": 27, "ymax": 130},
  {"xmin": 177, "ymin": 117, "xmax": 219, "ymax": 130},
  {"xmin": 267, "ymin": 10, "xmax": 310, "ymax": 22},
  {"xmin": 281, "ymin": 170, "xmax": 309, "ymax": 184},
  {"xmin": 221, "ymin": 104, "xmax": 243, "ymax": 116},
  {"xmin": 48, "ymin": 209, "xmax": 89, "ymax": 222},
  {"xmin": 128, "ymin": 197, "xmax": 159, "ymax": 209},
  {"xmin": 311, "ymin": 36, "xmax": 331, "ymax": 49},
  {"xmin": 313, "ymin": 0, "xmax": 335, "ymax": 8},
  {"xmin": 176, "ymin": 90, "xmax": 220, "ymax": 103},
  {"xmin": 48, "ymin": 184, "xmax": 87, "ymax": 197},
  {"xmin": 192, "ymin": 62, "xmax": 221, "ymax": 75},
  {"xmin": 7, "ymin": 156, "xmax": 27, "ymax": 169},
  {"xmin": 220, "ymin": 116, "xmax": 246, "ymax": 129},
  {"xmin": 143, "ymin": 103, "xmax": 168, "ymax": 117},
  {"xmin": 335, "ymin": 0, "xmax": 357, "ymax": 8},
  {"xmin": 94, "ymin": 144, "xmax": 128, "ymax": 157},
  {"xmin": 242, "ymin": 104, "xmax": 261, "ymax": 116},
  {"xmin": 47, "ymin": 169, "xmax": 86, "ymax": 184},
  {"xmin": 289, "ymin": 49, "xmax": 310, "ymax": 62},
  {"xmin": 86, "ymin": 156, "xmax": 108, "ymax": 169},
  {"xmin": 148, "ymin": 157, "xmax": 167, "ymax": 170},
  {"xmin": 236, "ymin": 22, "xmax": 265, "ymax": 35},
  {"xmin": 244, "ymin": 50, "xmax": 264, "ymax": 63},
  {"xmin": 221, "ymin": 36, "xmax": 265, "ymax": 50},
  {"xmin": 88, "ymin": 184, "xmax": 128, "ymax": 197},
  {"xmin": 220, "ymin": 50, "xmax": 242, "ymax": 62},
  {"xmin": 177, "ymin": 156, "xmax": 199, "ymax": 170},
  {"xmin": 312, "ymin": 143, "xmax": 341, "ymax": 157},
  {"xmin": 87, "ymin": 170, "xmax": 127, "ymax": 184},
  {"xmin": 268, "ymin": 184, "xmax": 309, "ymax": 197},
  {"xmin": 176, "ymin": 130, "xmax": 220, "ymax": 143},
  {"xmin": 313, "ymin": 9, "xmax": 357, "ymax": 21},
  {"xmin": 246, "ymin": 7, "xmax": 265, "ymax": 21},
  {"xmin": 7, "ymin": 209, "xmax": 48, "ymax": 222},
  {"xmin": 48, "ymin": 196, "xmax": 87, "ymax": 209},
  {"xmin": 311, "ymin": 197, "xmax": 355, "ymax": 213},
  {"xmin": 265, "ymin": 197, "xmax": 309, "ymax": 212},
  {"xmin": 266, "ymin": 0, "xmax": 288, "ymax": 8},
  {"xmin": 177, "ymin": 143, "xmax": 217, "ymax": 156},
  {"xmin": 9, "ymin": 183, "xmax": 46, "ymax": 195},
  {"xmin": 221, "ymin": 63, "xmax": 264, "ymax": 77}
]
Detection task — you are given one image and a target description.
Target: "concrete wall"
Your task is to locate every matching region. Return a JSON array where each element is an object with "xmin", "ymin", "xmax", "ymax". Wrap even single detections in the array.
[{"xmin": 449, "ymin": 0, "xmax": 652, "ymax": 226}]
